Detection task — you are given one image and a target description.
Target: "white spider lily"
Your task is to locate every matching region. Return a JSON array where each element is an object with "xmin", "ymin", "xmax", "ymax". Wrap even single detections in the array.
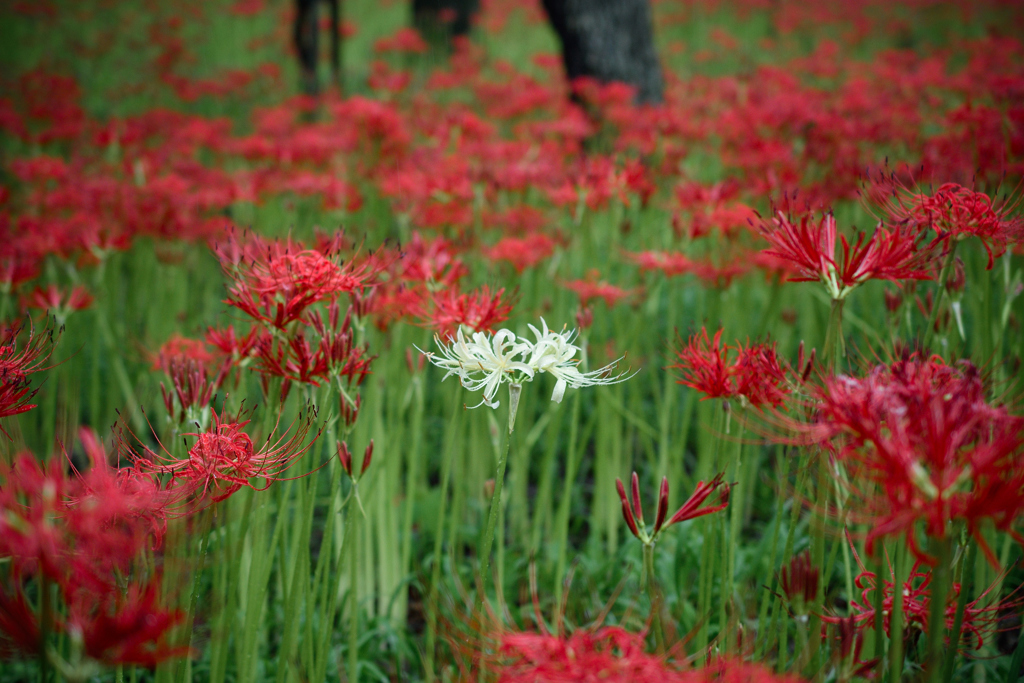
[
  {"xmin": 527, "ymin": 318, "xmax": 631, "ymax": 403},
  {"xmin": 420, "ymin": 327, "xmax": 534, "ymax": 409}
]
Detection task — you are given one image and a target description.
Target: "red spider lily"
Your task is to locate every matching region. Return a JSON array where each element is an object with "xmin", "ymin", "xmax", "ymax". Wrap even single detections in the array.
[
  {"xmin": 833, "ymin": 548, "xmax": 1020, "ymax": 653},
  {"xmin": 151, "ymin": 334, "xmax": 216, "ymax": 373},
  {"xmin": 137, "ymin": 406, "xmax": 323, "ymax": 504},
  {"xmin": 0, "ymin": 318, "xmax": 58, "ymax": 437},
  {"xmin": 778, "ymin": 551, "xmax": 819, "ymax": 615},
  {"xmin": 253, "ymin": 303, "xmax": 375, "ymax": 398},
  {"xmin": 483, "ymin": 233, "xmax": 557, "ymax": 272},
  {"xmin": 22, "ymin": 284, "xmax": 93, "ymax": 320},
  {"xmin": 871, "ymin": 176, "xmax": 1023, "ymax": 268},
  {"xmin": 628, "ymin": 250, "xmax": 698, "ymax": 278},
  {"xmin": 421, "ymin": 285, "xmax": 515, "ymax": 338},
  {"xmin": 160, "ymin": 357, "xmax": 217, "ymax": 425},
  {"xmin": 616, "ymin": 472, "xmax": 729, "ymax": 545},
  {"xmin": 493, "ymin": 625, "xmax": 692, "ymax": 683},
  {"xmin": 70, "ymin": 583, "xmax": 186, "ymax": 667},
  {"xmin": 0, "ymin": 432, "xmax": 182, "ymax": 666},
  {"xmin": 214, "ymin": 231, "xmax": 382, "ymax": 330},
  {"xmin": 757, "ymin": 205, "xmax": 935, "ymax": 300},
  {"xmin": 807, "ymin": 355, "xmax": 1024, "ymax": 565},
  {"xmin": 670, "ymin": 328, "xmax": 792, "ymax": 408},
  {"xmin": 561, "ymin": 270, "xmax": 639, "ymax": 309}
]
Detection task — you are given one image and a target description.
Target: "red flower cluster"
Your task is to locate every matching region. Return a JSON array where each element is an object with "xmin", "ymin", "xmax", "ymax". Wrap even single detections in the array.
[
  {"xmin": 136, "ymin": 406, "xmax": 322, "ymax": 504},
  {"xmin": 757, "ymin": 204, "xmax": 935, "ymax": 300},
  {"xmin": 0, "ymin": 432, "xmax": 183, "ymax": 666},
  {"xmin": 617, "ymin": 472, "xmax": 730, "ymax": 545},
  {"xmin": 0, "ymin": 319, "xmax": 57, "ymax": 437},
  {"xmin": 874, "ymin": 177, "xmax": 1024, "ymax": 268},
  {"xmin": 670, "ymin": 328, "xmax": 792, "ymax": 408},
  {"xmin": 809, "ymin": 355, "xmax": 1024, "ymax": 564},
  {"xmin": 836, "ymin": 557, "xmax": 1019, "ymax": 653}
]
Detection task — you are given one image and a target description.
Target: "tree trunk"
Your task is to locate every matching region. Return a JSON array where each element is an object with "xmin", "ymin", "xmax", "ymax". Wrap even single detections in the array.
[{"xmin": 541, "ymin": 0, "xmax": 664, "ymax": 105}]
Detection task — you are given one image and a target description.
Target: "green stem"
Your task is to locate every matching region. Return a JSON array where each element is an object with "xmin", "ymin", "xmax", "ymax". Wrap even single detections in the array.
[
  {"xmin": 927, "ymin": 537, "xmax": 953, "ymax": 683},
  {"xmin": 642, "ymin": 542, "xmax": 666, "ymax": 653},
  {"xmin": 872, "ymin": 551, "xmax": 887, "ymax": 679},
  {"xmin": 178, "ymin": 509, "xmax": 213, "ymax": 682},
  {"xmin": 476, "ymin": 385, "xmax": 518, "ymax": 613},
  {"xmin": 39, "ymin": 573, "xmax": 51, "ymax": 683},
  {"xmin": 425, "ymin": 401, "xmax": 461, "ymax": 681},
  {"xmin": 347, "ymin": 505, "xmax": 359, "ymax": 683},
  {"xmin": 922, "ymin": 240, "xmax": 959, "ymax": 353},
  {"xmin": 553, "ymin": 388, "xmax": 582, "ymax": 606},
  {"xmin": 824, "ymin": 297, "xmax": 846, "ymax": 372},
  {"xmin": 944, "ymin": 540, "xmax": 977, "ymax": 683},
  {"xmin": 890, "ymin": 543, "xmax": 909, "ymax": 683}
]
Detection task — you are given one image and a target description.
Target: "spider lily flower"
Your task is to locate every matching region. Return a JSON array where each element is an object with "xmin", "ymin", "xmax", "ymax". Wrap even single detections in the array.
[
  {"xmin": 616, "ymin": 472, "xmax": 730, "ymax": 546},
  {"xmin": 757, "ymin": 206, "xmax": 935, "ymax": 301},
  {"xmin": 805, "ymin": 355, "xmax": 1024, "ymax": 565},
  {"xmin": 421, "ymin": 326, "xmax": 535, "ymax": 410},
  {"xmin": 779, "ymin": 550, "xmax": 819, "ymax": 616},
  {"xmin": 526, "ymin": 318, "xmax": 631, "ymax": 404},
  {"xmin": 421, "ymin": 319, "xmax": 631, "ymax": 410},
  {"xmin": 0, "ymin": 317, "xmax": 59, "ymax": 438}
]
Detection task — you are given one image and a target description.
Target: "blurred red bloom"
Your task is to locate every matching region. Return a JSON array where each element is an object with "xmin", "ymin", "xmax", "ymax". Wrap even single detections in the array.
[
  {"xmin": 22, "ymin": 284, "xmax": 93, "ymax": 320},
  {"xmin": 422, "ymin": 285, "xmax": 515, "ymax": 338},
  {"xmin": 809, "ymin": 356, "xmax": 1024, "ymax": 564},
  {"xmin": 0, "ymin": 431, "xmax": 182, "ymax": 665},
  {"xmin": 873, "ymin": 178, "xmax": 1023, "ymax": 268},
  {"xmin": 0, "ymin": 318, "xmax": 58, "ymax": 437},
  {"xmin": 562, "ymin": 270, "xmax": 638, "ymax": 309},
  {"xmin": 484, "ymin": 233, "xmax": 557, "ymax": 272}
]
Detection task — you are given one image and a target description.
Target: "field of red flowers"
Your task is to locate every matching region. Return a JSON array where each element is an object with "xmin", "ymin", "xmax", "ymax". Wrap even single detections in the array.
[{"xmin": 2, "ymin": 0, "xmax": 1024, "ymax": 681}]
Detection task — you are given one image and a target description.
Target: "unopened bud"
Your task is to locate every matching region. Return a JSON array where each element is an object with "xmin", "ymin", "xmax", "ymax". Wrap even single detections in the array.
[
  {"xmin": 884, "ymin": 289, "xmax": 902, "ymax": 313},
  {"xmin": 337, "ymin": 440, "xmax": 353, "ymax": 477},
  {"xmin": 360, "ymin": 440, "xmax": 374, "ymax": 476},
  {"xmin": 945, "ymin": 257, "xmax": 966, "ymax": 295},
  {"xmin": 575, "ymin": 305, "xmax": 593, "ymax": 331},
  {"xmin": 779, "ymin": 550, "xmax": 819, "ymax": 615}
]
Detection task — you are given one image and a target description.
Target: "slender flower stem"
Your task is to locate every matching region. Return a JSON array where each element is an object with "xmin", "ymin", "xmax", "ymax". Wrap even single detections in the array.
[
  {"xmin": 642, "ymin": 542, "xmax": 666, "ymax": 653},
  {"xmin": 425, "ymin": 401, "xmax": 461, "ymax": 682},
  {"xmin": 944, "ymin": 539, "xmax": 976, "ymax": 682},
  {"xmin": 890, "ymin": 543, "xmax": 909, "ymax": 683},
  {"xmin": 926, "ymin": 537, "xmax": 953, "ymax": 683},
  {"xmin": 476, "ymin": 384, "xmax": 518, "ymax": 613},
  {"xmin": 553, "ymin": 387, "xmax": 581, "ymax": 606},
  {"xmin": 922, "ymin": 240, "xmax": 959, "ymax": 352},
  {"xmin": 39, "ymin": 573, "xmax": 51, "ymax": 683},
  {"xmin": 824, "ymin": 297, "xmax": 846, "ymax": 372},
  {"xmin": 872, "ymin": 551, "xmax": 887, "ymax": 678},
  {"xmin": 347, "ymin": 503, "xmax": 359, "ymax": 683}
]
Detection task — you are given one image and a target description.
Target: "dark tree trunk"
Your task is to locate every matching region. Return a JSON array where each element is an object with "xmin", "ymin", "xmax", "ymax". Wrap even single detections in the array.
[
  {"xmin": 412, "ymin": 0, "xmax": 479, "ymax": 48},
  {"xmin": 541, "ymin": 0, "xmax": 664, "ymax": 105},
  {"xmin": 294, "ymin": 0, "xmax": 340, "ymax": 95}
]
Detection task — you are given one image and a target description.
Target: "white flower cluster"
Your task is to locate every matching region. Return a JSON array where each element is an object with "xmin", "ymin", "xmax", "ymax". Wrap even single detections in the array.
[{"xmin": 420, "ymin": 319, "xmax": 632, "ymax": 411}]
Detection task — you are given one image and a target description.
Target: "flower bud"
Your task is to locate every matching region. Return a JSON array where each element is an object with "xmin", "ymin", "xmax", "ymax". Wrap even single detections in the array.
[{"xmin": 779, "ymin": 550, "xmax": 819, "ymax": 615}]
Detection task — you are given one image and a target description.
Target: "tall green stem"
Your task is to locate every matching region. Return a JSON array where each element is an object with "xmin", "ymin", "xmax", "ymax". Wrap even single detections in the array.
[
  {"xmin": 926, "ymin": 537, "xmax": 953, "ymax": 683},
  {"xmin": 553, "ymin": 388, "xmax": 582, "ymax": 606},
  {"xmin": 476, "ymin": 384, "xmax": 518, "ymax": 613},
  {"xmin": 347, "ymin": 506, "xmax": 359, "ymax": 683},
  {"xmin": 824, "ymin": 297, "xmax": 846, "ymax": 372},
  {"xmin": 922, "ymin": 241, "xmax": 959, "ymax": 353},
  {"xmin": 642, "ymin": 542, "xmax": 666, "ymax": 653},
  {"xmin": 425, "ymin": 402, "xmax": 461, "ymax": 681},
  {"xmin": 944, "ymin": 540, "xmax": 976, "ymax": 683}
]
